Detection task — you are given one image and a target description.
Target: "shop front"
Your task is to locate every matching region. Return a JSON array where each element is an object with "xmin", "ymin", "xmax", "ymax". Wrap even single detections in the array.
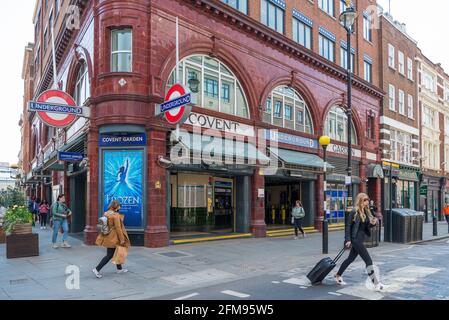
[
  {"xmin": 419, "ymin": 175, "xmax": 442, "ymax": 223},
  {"xmin": 395, "ymin": 166, "xmax": 419, "ymax": 211}
]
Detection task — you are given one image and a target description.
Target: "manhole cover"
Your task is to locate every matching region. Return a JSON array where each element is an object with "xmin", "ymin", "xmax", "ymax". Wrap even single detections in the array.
[{"xmin": 155, "ymin": 251, "xmax": 191, "ymax": 258}]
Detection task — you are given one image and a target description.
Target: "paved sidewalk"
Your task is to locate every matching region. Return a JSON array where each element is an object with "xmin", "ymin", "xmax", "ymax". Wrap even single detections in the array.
[{"xmin": 0, "ymin": 222, "xmax": 448, "ymax": 300}]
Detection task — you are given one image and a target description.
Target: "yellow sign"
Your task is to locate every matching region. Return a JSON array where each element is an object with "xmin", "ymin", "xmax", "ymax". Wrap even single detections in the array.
[
  {"xmin": 382, "ymin": 161, "xmax": 400, "ymax": 168},
  {"xmin": 346, "ymin": 0, "xmax": 351, "ymax": 7},
  {"xmin": 155, "ymin": 181, "xmax": 161, "ymax": 189}
]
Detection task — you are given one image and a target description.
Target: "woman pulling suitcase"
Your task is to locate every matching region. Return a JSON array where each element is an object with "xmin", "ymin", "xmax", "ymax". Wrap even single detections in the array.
[{"xmin": 334, "ymin": 193, "xmax": 385, "ymax": 291}]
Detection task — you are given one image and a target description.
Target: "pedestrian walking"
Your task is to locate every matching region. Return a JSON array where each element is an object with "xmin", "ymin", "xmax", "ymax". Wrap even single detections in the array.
[
  {"xmin": 334, "ymin": 193, "xmax": 385, "ymax": 291},
  {"xmin": 39, "ymin": 200, "xmax": 50, "ymax": 230},
  {"xmin": 93, "ymin": 200, "xmax": 131, "ymax": 279},
  {"xmin": 50, "ymin": 194, "xmax": 72, "ymax": 248},
  {"xmin": 33, "ymin": 198, "xmax": 41, "ymax": 225},
  {"xmin": 443, "ymin": 202, "xmax": 449, "ymax": 233},
  {"xmin": 291, "ymin": 200, "xmax": 306, "ymax": 239}
]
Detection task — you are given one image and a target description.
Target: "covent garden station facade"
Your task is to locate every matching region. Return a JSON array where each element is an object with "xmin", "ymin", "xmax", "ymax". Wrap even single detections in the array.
[{"xmin": 24, "ymin": 0, "xmax": 383, "ymax": 247}]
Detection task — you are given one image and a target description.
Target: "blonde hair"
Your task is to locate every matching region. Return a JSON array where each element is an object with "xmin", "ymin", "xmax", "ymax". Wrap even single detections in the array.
[
  {"xmin": 355, "ymin": 193, "xmax": 373, "ymax": 223},
  {"xmin": 108, "ymin": 200, "xmax": 121, "ymax": 212}
]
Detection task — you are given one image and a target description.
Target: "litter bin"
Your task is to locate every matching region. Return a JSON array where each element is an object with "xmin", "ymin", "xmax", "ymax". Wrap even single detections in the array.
[
  {"xmin": 391, "ymin": 209, "xmax": 412, "ymax": 243},
  {"xmin": 364, "ymin": 221, "xmax": 379, "ymax": 248},
  {"xmin": 416, "ymin": 211, "xmax": 424, "ymax": 241},
  {"xmin": 408, "ymin": 210, "xmax": 417, "ymax": 242}
]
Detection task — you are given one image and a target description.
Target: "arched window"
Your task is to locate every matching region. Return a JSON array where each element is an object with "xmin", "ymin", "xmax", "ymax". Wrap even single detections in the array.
[
  {"xmin": 74, "ymin": 63, "xmax": 90, "ymax": 105},
  {"xmin": 263, "ymin": 86, "xmax": 313, "ymax": 134},
  {"xmin": 324, "ymin": 106, "xmax": 357, "ymax": 145},
  {"xmin": 166, "ymin": 55, "xmax": 249, "ymax": 118}
]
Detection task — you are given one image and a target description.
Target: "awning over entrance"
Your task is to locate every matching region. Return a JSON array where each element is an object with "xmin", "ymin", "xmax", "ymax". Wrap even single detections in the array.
[
  {"xmin": 174, "ymin": 133, "xmax": 270, "ymax": 165},
  {"xmin": 268, "ymin": 147, "xmax": 334, "ymax": 172}
]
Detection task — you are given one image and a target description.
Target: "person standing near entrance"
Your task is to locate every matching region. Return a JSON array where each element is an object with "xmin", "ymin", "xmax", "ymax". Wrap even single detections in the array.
[
  {"xmin": 93, "ymin": 200, "xmax": 130, "ymax": 278},
  {"xmin": 291, "ymin": 200, "xmax": 306, "ymax": 239},
  {"xmin": 51, "ymin": 194, "xmax": 72, "ymax": 248},
  {"xmin": 39, "ymin": 200, "xmax": 50, "ymax": 230},
  {"xmin": 443, "ymin": 203, "xmax": 449, "ymax": 233},
  {"xmin": 334, "ymin": 193, "xmax": 385, "ymax": 291}
]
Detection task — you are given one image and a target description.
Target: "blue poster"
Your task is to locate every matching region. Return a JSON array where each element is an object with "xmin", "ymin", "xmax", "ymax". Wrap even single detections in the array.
[{"xmin": 103, "ymin": 150, "xmax": 143, "ymax": 228}]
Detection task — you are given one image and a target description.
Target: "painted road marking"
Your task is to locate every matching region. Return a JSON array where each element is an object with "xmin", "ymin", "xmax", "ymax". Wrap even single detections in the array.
[
  {"xmin": 221, "ymin": 290, "xmax": 250, "ymax": 298},
  {"xmin": 173, "ymin": 293, "xmax": 199, "ymax": 300},
  {"xmin": 328, "ymin": 292, "xmax": 342, "ymax": 296},
  {"xmin": 446, "ymin": 240, "xmax": 449, "ymax": 244},
  {"xmin": 161, "ymin": 268, "xmax": 236, "ymax": 286},
  {"xmin": 272, "ymin": 281, "xmax": 280, "ymax": 284},
  {"xmin": 283, "ymin": 277, "xmax": 311, "ymax": 287},
  {"xmin": 407, "ymin": 257, "xmax": 432, "ymax": 261},
  {"xmin": 300, "ymin": 286, "xmax": 308, "ymax": 289}
]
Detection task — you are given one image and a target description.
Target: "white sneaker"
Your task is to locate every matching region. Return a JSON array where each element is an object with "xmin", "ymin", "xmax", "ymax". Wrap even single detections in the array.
[
  {"xmin": 334, "ymin": 274, "xmax": 347, "ymax": 285},
  {"xmin": 40, "ymin": 227, "xmax": 43, "ymax": 230},
  {"xmin": 61, "ymin": 241, "xmax": 71, "ymax": 248},
  {"xmin": 294, "ymin": 236, "xmax": 298, "ymax": 240},
  {"xmin": 116, "ymin": 269, "xmax": 129, "ymax": 274},
  {"xmin": 92, "ymin": 268, "xmax": 103, "ymax": 279},
  {"xmin": 374, "ymin": 283, "xmax": 385, "ymax": 292},
  {"xmin": 303, "ymin": 233, "xmax": 307, "ymax": 238},
  {"xmin": 52, "ymin": 243, "xmax": 58, "ymax": 249}
]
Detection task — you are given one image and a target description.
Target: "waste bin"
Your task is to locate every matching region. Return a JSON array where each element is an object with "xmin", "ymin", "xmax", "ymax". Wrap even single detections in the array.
[
  {"xmin": 364, "ymin": 221, "xmax": 379, "ymax": 248},
  {"xmin": 416, "ymin": 211, "xmax": 424, "ymax": 241},
  {"xmin": 408, "ymin": 210, "xmax": 417, "ymax": 242},
  {"xmin": 391, "ymin": 209, "xmax": 412, "ymax": 243}
]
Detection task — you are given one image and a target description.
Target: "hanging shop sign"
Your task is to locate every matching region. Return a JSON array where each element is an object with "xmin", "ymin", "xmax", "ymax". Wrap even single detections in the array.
[
  {"xmin": 398, "ymin": 169, "xmax": 419, "ymax": 181},
  {"xmin": 28, "ymin": 89, "xmax": 90, "ymax": 128},
  {"xmin": 58, "ymin": 151, "xmax": 84, "ymax": 162},
  {"xmin": 157, "ymin": 84, "xmax": 193, "ymax": 124},
  {"xmin": 264, "ymin": 129, "xmax": 318, "ymax": 149},
  {"xmin": 185, "ymin": 112, "xmax": 255, "ymax": 137},
  {"xmin": 99, "ymin": 133, "xmax": 147, "ymax": 147}
]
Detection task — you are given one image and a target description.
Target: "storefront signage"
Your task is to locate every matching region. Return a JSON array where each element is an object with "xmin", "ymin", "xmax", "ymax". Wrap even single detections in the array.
[
  {"xmin": 102, "ymin": 149, "xmax": 144, "ymax": 228},
  {"xmin": 328, "ymin": 144, "xmax": 361, "ymax": 158},
  {"xmin": 420, "ymin": 185, "xmax": 428, "ymax": 195},
  {"xmin": 58, "ymin": 152, "xmax": 84, "ymax": 162},
  {"xmin": 186, "ymin": 113, "xmax": 255, "ymax": 137},
  {"xmin": 258, "ymin": 188, "xmax": 265, "ymax": 198},
  {"xmin": 398, "ymin": 170, "xmax": 419, "ymax": 181},
  {"xmin": 158, "ymin": 84, "xmax": 193, "ymax": 124},
  {"xmin": 28, "ymin": 90, "xmax": 89, "ymax": 128},
  {"xmin": 264, "ymin": 129, "xmax": 318, "ymax": 149},
  {"xmin": 99, "ymin": 133, "xmax": 147, "ymax": 147}
]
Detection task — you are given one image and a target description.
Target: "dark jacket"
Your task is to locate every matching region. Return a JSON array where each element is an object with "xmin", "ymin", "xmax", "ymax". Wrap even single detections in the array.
[{"xmin": 345, "ymin": 209, "xmax": 376, "ymax": 242}]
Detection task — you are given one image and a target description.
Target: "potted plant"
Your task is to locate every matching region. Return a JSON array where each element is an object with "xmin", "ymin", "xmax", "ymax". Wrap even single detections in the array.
[{"xmin": 0, "ymin": 205, "xmax": 6, "ymax": 243}]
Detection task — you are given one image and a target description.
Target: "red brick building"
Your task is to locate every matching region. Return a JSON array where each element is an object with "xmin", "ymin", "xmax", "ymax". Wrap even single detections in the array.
[{"xmin": 21, "ymin": 0, "xmax": 383, "ymax": 247}]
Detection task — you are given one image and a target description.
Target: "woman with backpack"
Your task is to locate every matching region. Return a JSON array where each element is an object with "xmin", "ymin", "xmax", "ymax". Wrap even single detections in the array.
[
  {"xmin": 334, "ymin": 193, "xmax": 385, "ymax": 291},
  {"xmin": 291, "ymin": 200, "xmax": 306, "ymax": 239},
  {"xmin": 93, "ymin": 200, "xmax": 130, "ymax": 279},
  {"xmin": 39, "ymin": 200, "xmax": 50, "ymax": 230}
]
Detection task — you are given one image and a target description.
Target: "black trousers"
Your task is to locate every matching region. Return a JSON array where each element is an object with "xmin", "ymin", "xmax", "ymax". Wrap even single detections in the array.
[
  {"xmin": 294, "ymin": 218, "xmax": 304, "ymax": 236},
  {"xmin": 337, "ymin": 232, "xmax": 373, "ymax": 276},
  {"xmin": 96, "ymin": 248, "xmax": 122, "ymax": 272},
  {"xmin": 39, "ymin": 213, "xmax": 47, "ymax": 226},
  {"xmin": 446, "ymin": 215, "xmax": 449, "ymax": 232}
]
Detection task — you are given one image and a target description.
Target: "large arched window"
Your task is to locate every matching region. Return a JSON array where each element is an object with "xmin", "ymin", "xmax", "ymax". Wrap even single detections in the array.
[
  {"xmin": 74, "ymin": 62, "xmax": 90, "ymax": 105},
  {"xmin": 324, "ymin": 106, "xmax": 357, "ymax": 145},
  {"xmin": 263, "ymin": 86, "xmax": 313, "ymax": 134},
  {"xmin": 166, "ymin": 55, "xmax": 249, "ymax": 118}
]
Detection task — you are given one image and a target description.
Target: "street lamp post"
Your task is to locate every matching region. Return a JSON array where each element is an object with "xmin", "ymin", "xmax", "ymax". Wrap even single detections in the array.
[
  {"xmin": 339, "ymin": 1, "xmax": 357, "ymax": 234},
  {"xmin": 320, "ymin": 136, "xmax": 331, "ymax": 254}
]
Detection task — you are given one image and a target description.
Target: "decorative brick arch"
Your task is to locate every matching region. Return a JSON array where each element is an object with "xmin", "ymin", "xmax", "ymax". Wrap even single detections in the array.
[
  {"xmin": 66, "ymin": 44, "xmax": 94, "ymax": 100},
  {"xmin": 259, "ymin": 74, "xmax": 320, "ymax": 135},
  {"xmin": 322, "ymin": 97, "xmax": 364, "ymax": 147},
  {"xmin": 158, "ymin": 40, "xmax": 259, "ymax": 120}
]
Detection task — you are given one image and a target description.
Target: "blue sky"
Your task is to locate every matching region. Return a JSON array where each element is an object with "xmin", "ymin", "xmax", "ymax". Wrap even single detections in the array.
[{"xmin": 0, "ymin": 0, "xmax": 448, "ymax": 165}]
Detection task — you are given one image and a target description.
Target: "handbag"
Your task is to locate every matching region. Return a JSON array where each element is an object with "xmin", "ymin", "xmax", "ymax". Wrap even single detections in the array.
[{"xmin": 112, "ymin": 246, "xmax": 128, "ymax": 265}]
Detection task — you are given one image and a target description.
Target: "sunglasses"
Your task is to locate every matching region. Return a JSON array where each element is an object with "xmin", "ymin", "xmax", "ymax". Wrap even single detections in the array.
[{"xmin": 364, "ymin": 198, "xmax": 370, "ymax": 202}]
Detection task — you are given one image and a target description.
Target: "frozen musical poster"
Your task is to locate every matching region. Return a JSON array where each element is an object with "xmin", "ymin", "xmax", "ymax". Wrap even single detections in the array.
[{"xmin": 102, "ymin": 150, "xmax": 144, "ymax": 228}]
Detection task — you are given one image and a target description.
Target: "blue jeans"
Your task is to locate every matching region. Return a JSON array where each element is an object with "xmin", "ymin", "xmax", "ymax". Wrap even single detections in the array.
[{"xmin": 52, "ymin": 219, "xmax": 69, "ymax": 244}]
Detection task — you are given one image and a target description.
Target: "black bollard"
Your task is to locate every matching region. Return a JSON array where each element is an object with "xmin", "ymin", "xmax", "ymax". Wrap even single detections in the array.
[
  {"xmin": 323, "ymin": 219, "xmax": 328, "ymax": 254},
  {"xmin": 433, "ymin": 216, "xmax": 438, "ymax": 236}
]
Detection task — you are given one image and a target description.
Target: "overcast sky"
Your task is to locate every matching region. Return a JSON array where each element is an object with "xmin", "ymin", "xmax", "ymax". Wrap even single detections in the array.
[{"xmin": 0, "ymin": 0, "xmax": 448, "ymax": 166}]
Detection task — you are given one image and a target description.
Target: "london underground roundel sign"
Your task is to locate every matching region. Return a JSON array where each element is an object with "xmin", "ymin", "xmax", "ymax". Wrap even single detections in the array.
[
  {"xmin": 161, "ymin": 84, "xmax": 193, "ymax": 125},
  {"xmin": 30, "ymin": 90, "xmax": 80, "ymax": 128}
]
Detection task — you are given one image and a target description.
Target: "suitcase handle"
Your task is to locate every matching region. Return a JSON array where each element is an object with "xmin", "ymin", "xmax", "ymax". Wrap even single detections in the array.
[{"xmin": 332, "ymin": 248, "xmax": 346, "ymax": 264}]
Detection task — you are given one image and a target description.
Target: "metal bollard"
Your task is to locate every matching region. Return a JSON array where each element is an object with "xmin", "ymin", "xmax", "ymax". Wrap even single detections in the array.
[
  {"xmin": 433, "ymin": 216, "xmax": 438, "ymax": 236},
  {"xmin": 323, "ymin": 219, "xmax": 328, "ymax": 254}
]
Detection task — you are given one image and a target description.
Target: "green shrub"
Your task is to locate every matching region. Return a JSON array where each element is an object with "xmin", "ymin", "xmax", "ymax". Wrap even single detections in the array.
[{"xmin": 3, "ymin": 205, "xmax": 32, "ymax": 234}]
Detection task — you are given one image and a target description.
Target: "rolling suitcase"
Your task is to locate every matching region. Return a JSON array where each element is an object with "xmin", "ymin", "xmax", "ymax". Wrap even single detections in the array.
[{"xmin": 307, "ymin": 248, "xmax": 346, "ymax": 285}]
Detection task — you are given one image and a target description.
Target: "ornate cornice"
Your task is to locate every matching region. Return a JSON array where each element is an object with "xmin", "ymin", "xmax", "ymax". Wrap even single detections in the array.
[{"xmin": 185, "ymin": 0, "xmax": 384, "ymax": 99}]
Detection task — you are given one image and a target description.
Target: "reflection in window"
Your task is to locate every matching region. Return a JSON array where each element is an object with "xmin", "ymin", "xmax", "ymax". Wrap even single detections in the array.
[
  {"xmin": 167, "ymin": 55, "xmax": 249, "ymax": 118},
  {"xmin": 263, "ymin": 86, "xmax": 313, "ymax": 134},
  {"xmin": 324, "ymin": 106, "xmax": 357, "ymax": 145}
]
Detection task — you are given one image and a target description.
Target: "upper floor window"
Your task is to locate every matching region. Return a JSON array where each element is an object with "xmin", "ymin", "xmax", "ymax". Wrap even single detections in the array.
[
  {"xmin": 407, "ymin": 94, "xmax": 414, "ymax": 119},
  {"xmin": 111, "ymin": 28, "xmax": 132, "ymax": 72},
  {"xmin": 423, "ymin": 72, "xmax": 435, "ymax": 92},
  {"xmin": 324, "ymin": 106, "xmax": 357, "ymax": 145},
  {"xmin": 389, "ymin": 84, "xmax": 395, "ymax": 111},
  {"xmin": 319, "ymin": 30, "xmax": 335, "ymax": 62},
  {"xmin": 423, "ymin": 106, "xmax": 434, "ymax": 127},
  {"xmin": 74, "ymin": 63, "xmax": 90, "ymax": 105},
  {"xmin": 319, "ymin": 0, "xmax": 334, "ymax": 17},
  {"xmin": 407, "ymin": 57, "xmax": 413, "ymax": 80},
  {"xmin": 261, "ymin": 0, "xmax": 285, "ymax": 34},
  {"xmin": 292, "ymin": 16, "xmax": 312, "ymax": 50},
  {"xmin": 364, "ymin": 59, "xmax": 372, "ymax": 83},
  {"xmin": 167, "ymin": 55, "xmax": 249, "ymax": 118},
  {"xmin": 398, "ymin": 51, "xmax": 405, "ymax": 75},
  {"xmin": 263, "ymin": 86, "xmax": 313, "ymax": 133},
  {"xmin": 388, "ymin": 44, "xmax": 395, "ymax": 69},
  {"xmin": 445, "ymin": 116, "xmax": 449, "ymax": 136},
  {"xmin": 398, "ymin": 90, "xmax": 405, "ymax": 115},
  {"xmin": 221, "ymin": 0, "xmax": 248, "ymax": 14},
  {"xmin": 445, "ymin": 86, "xmax": 449, "ymax": 102},
  {"xmin": 340, "ymin": 43, "xmax": 354, "ymax": 72},
  {"xmin": 363, "ymin": 15, "xmax": 372, "ymax": 42},
  {"xmin": 366, "ymin": 113, "xmax": 375, "ymax": 140},
  {"xmin": 390, "ymin": 130, "xmax": 412, "ymax": 164}
]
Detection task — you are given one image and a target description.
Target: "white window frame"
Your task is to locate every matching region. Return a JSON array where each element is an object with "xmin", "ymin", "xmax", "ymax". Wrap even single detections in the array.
[
  {"xmin": 407, "ymin": 57, "xmax": 413, "ymax": 80},
  {"xmin": 388, "ymin": 44, "xmax": 395, "ymax": 69},
  {"xmin": 319, "ymin": 34, "xmax": 335, "ymax": 62},
  {"xmin": 292, "ymin": 18, "xmax": 312, "ymax": 50},
  {"xmin": 398, "ymin": 51, "xmax": 405, "ymax": 75},
  {"xmin": 363, "ymin": 15, "xmax": 372, "ymax": 42},
  {"xmin": 340, "ymin": 46, "xmax": 354, "ymax": 72},
  {"xmin": 389, "ymin": 84, "xmax": 395, "ymax": 111},
  {"xmin": 325, "ymin": 106, "xmax": 358, "ymax": 145},
  {"xmin": 319, "ymin": 0, "xmax": 335, "ymax": 17},
  {"xmin": 364, "ymin": 60, "xmax": 372, "ymax": 83},
  {"xmin": 111, "ymin": 28, "xmax": 133, "ymax": 72},
  {"xmin": 407, "ymin": 94, "xmax": 414, "ymax": 119},
  {"xmin": 221, "ymin": 0, "xmax": 248, "ymax": 14},
  {"xmin": 261, "ymin": 0, "xmax": 285, "ymax": 34},
  {"xmin": 398, "ymin": 90, "xmax": 405, "ymax": 115}
]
